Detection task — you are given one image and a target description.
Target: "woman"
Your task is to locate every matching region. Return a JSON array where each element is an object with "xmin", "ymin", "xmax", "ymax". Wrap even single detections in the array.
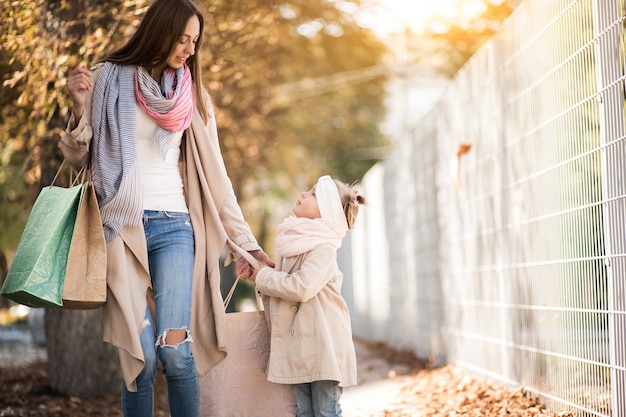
[{"xmin": 60, "ymin": 0, "xmax": 273, "ymax": 416}]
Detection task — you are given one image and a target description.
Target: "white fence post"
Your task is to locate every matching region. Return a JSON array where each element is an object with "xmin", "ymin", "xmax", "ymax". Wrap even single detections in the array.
[{"xmin": 592, "ymin": 1, "xmax": 626, "ymax": 415}]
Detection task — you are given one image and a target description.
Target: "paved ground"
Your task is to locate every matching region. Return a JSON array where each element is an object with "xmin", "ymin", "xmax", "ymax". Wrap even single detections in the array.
[
  {"xmin": 0, "ymin": 323, "xmax": 412, "ymax": 415},
  {"xmin": 343, "ymin": 372, "xmax": 412, "ymax": 417},
  {"xmin": 0, "ymin": 322, "xmax": 47, "ymax": 369},
  {"xmin": 342, "ymin": 339, "xmax": 417, "ymax": 417}
]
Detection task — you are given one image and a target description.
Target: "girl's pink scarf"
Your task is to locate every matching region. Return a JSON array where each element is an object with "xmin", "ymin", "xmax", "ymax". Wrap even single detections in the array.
[{"xmin": 274, "ymin": 216, "xmax": 345, "ymax": 258}]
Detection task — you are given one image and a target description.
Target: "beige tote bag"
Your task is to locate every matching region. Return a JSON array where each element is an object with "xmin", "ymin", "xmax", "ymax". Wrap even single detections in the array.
[{"xmin": 199, "ymin": 251, "xmax": 297, "ymax": 417}]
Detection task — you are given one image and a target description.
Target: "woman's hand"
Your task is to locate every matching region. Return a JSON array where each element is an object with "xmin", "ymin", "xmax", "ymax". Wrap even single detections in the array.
[
  {"xmin": 67, "ymin": 66, "xmax": 93, "ymax": 120},
  {"xmin": 250, "ymin": 250, "xmax": 275, "ymax": 268}
]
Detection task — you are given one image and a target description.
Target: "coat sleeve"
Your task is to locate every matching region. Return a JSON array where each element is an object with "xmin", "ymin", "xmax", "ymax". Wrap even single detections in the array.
[
  {"xmin": 255, "ymin": 244, "xmax": 337, "ymax": 302},
  {"xmin": 59, "ymin": 64, "xmax": 102, "ymax": 170},
  {"xmin": 199, "ymin": 89, "xmax": 261, "ymax": 257},
  {"xmin": 221, "ymin": 189, "xmax": 261, "ymax": 252}
]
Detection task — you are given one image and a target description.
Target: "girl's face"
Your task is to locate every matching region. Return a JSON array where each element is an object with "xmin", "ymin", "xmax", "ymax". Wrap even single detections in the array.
[
  {"xmin": 293, "ymin": 186, "xmax": 322, "ymax": 220},
  {"xmin": 167, "ymin": 15, "xmax": 200, "ymax": 69}
]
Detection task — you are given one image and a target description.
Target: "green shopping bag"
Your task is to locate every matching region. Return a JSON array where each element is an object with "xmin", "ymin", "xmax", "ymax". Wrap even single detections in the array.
[{"xmin": 1, "ymin": 184, "xmax": 84, "ymax": 308}]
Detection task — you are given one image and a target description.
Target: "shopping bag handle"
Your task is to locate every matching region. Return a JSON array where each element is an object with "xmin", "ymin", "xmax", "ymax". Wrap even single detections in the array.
[
  {"xmin": 223, "ymin": 242, "xmax": 264, "ymax": 310},
  {"xmin": 50, "ymin": 159, "xmax": 90, "ymax": 187}
]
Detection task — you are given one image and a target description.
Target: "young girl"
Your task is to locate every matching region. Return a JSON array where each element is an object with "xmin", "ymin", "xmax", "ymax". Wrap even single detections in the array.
[{"xmin": 247, "ymin": 175, "xmax": 366, "ymax": 417}]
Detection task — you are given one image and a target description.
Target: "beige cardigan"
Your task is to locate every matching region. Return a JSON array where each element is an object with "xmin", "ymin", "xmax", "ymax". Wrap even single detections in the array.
[
  {"xmin": 255, "ymin": 244, "xmax": 357, "ymax": 387},
  {"xmin": 60, "ymin": 64, "xmax": 261, "ymax": 391}
]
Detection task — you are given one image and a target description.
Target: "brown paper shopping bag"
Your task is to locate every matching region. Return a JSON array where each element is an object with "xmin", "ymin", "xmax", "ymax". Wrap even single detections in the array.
[
  {"xmin": 61, "ymin": 180, "xmax": 107, "ymax": 309},
  {"xmin": 1, "ymin": 161, "xmax": 107, "ymax": 309}
]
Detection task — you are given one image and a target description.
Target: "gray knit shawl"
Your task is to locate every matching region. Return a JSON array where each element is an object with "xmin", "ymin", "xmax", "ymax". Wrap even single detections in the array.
[{"xmin": 91, "ymin": 62, "xmax": 142, "ymax": 241}]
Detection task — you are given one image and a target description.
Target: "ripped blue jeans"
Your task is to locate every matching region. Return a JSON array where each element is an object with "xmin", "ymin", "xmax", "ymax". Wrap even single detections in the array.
[{"xmin": 122, "ymin": 210, "xmax": 198, "ymax": 417}]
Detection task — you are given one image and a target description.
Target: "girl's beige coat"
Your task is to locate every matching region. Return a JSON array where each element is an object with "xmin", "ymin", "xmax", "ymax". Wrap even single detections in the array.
[
  {"xmin": 60, "ymin": 65, "xmax": 260, "ymax": 391},
  {"xmin": 255, "ymin": 244, "xmax": 357, "ymax": 387}
]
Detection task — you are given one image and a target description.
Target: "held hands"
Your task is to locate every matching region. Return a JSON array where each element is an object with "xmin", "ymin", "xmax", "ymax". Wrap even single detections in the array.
[
  {"xmin": 249, "ymin": 266, "xmax": 261, "ymax": 283},
  {"xmin": 236, "ymin": 250, "xmax": 275, "ymax": 282},
  {"xmin": 66, "ymin": 66, "xmax": 93, "ymax": 120}
]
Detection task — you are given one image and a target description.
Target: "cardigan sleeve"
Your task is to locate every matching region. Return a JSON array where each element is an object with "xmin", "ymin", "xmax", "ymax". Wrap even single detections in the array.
[{"xmin": 59, "ymin": 112, "xmax": 92, "ymax": 169}]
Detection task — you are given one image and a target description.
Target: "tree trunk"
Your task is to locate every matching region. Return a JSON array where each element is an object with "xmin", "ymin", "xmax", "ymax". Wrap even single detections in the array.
[{"xmin": 45, "ymin": 308, "xmax": 121, "ymax": 396}]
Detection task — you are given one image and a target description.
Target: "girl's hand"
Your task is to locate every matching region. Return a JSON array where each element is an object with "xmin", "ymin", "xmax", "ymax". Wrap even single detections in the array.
[
  {"xmin": 249, "ymin": 267, "xmax": 260, "ymax": 283},
  {"xmin": 236, "ymin": 249, "xmax": 275, "ymax": 280},
  {"xmin": 67, "ymin": 66, "xmax": 93, "ymax": 120}
]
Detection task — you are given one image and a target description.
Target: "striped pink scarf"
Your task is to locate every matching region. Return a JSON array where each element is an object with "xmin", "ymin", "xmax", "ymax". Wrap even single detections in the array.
[{"xmin": 134, "ymin": 65, "xmax": 194, "ymax": 158}]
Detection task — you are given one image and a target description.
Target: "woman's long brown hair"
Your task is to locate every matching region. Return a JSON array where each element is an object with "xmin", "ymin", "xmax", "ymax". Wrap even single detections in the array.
[{"xmin": 102, "ymin": 0, "xmax": 209, "ymax": 124}]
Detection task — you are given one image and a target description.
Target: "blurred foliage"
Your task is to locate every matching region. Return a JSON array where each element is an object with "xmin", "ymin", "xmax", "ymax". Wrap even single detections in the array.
[
  {"xmin": 0, "ymin": 0, "xmax": 520, "ymax": 258},
  {"xmin": 197, "ymin": 0, "xmax": 390, "ymax": 246},
  {"xmin": 0, "ymin": 0, "xmax": 149, "ymax": 256},
  {"xmin": 1, "ymin": 0, "xmax": 389, "ymax": 255},
  {"xmin": 0, "ymin": 304, "xmax": 31, "ymax": 326},
  {"xmin": 420, "ymin": 0, "xmax": 522, "ymax": 77}
]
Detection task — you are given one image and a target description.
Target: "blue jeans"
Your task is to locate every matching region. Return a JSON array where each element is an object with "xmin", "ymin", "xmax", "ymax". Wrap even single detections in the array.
[
  {"xmin": 294, "ymin": 381, "xmax": 343, "ymax": 417},
  {"xmin": 121, "ymin": 210, "xmax": 198, "ymax": 417}
]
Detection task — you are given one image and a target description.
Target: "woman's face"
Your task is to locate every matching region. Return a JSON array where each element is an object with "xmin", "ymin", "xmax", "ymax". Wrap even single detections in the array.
[
  {"xmin": 167, "ymin": 15, "xmax": 200, "ymax": 69},
  {"xmin": 293, "ymin": 186, "xmax": 322, "ymax": 220}
]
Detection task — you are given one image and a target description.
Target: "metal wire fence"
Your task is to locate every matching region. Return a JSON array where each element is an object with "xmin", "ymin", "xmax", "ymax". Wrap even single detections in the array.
[{"xmin": 345, "ymin": 0, "xmax": 626, "ymax": 415}]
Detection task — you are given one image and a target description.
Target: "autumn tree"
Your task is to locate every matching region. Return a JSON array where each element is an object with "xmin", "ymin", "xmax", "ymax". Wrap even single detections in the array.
[{"xmin": 200, "ymin": 0, "xmax": 389, "ymax": 247}]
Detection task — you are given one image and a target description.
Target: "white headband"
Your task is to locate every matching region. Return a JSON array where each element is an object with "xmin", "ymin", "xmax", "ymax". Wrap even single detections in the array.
[{"xmin": 316, "ymin": 175, "xmax": 348, "ymax": 234}]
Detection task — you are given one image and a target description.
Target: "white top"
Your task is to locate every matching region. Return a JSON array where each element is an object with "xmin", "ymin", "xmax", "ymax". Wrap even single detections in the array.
[{"xmin": 135, "ymin": 104, "xmax": 188, "ymax": 213}]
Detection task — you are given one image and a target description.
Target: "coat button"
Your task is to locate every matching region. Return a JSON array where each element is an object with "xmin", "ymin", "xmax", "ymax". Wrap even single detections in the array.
[{"xmin": 290, "ymin": 305, "xmax": 298, "ymax": 312}]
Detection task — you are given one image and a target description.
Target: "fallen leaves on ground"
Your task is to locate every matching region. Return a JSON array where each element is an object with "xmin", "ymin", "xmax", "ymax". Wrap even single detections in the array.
[
  {"xmin": 352, "ymin": 338, "xmax": 574, "ymax": 417},
  {"xmin": 383, "ymin": 366, "xmax": 574, "ymax": 417},
  {"xmin": 0, "ymin": 361, "xmax": 169, "ymax": 417},
  {"xmin": 1, "ymin": 341, "xmax": 575, "ymax": 417}
]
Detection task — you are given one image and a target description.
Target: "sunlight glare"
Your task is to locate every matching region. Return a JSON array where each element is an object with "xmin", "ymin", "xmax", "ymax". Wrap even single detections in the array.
[{"xmin": 358, "ymin": 0, "xmax": 493, "ymax": 36}]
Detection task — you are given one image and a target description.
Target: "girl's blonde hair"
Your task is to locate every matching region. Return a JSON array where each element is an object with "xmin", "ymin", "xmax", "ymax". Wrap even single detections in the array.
[{"xmin": 334, "ymin": 179, "xmax": 366, "ymax": 230}]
